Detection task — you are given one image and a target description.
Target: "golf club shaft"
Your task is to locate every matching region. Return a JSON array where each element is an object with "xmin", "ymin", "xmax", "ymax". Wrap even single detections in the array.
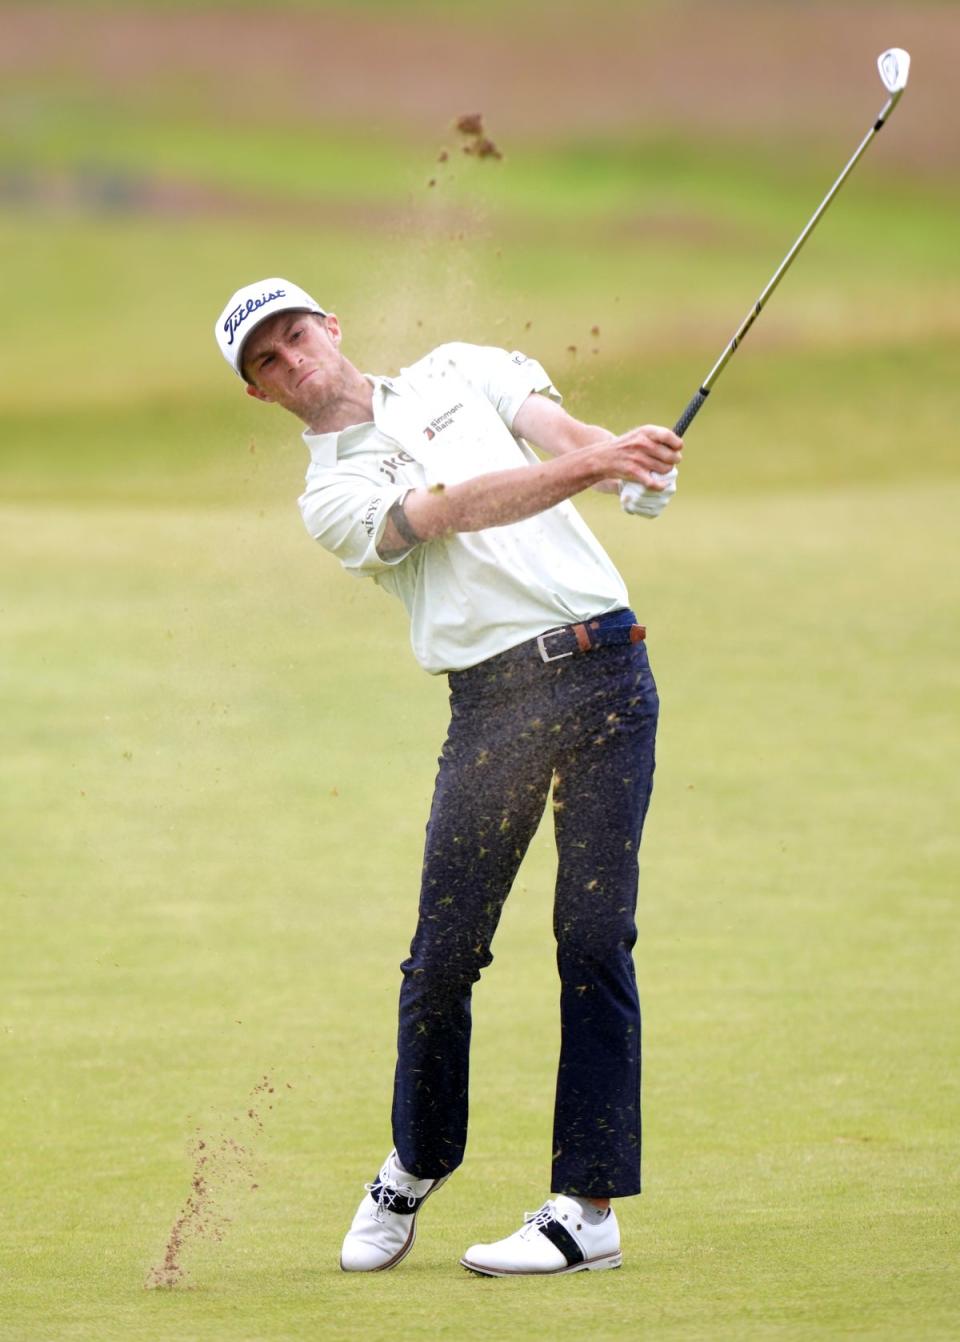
[{"xmin": 671, "ymin": 102, "xmax": 897, "ymax": 438}]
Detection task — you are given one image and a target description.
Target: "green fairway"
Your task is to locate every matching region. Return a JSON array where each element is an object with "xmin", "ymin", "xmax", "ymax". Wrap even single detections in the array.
[
  {"xmin": 4, "ymin": 480, "xmax": 958, "ymax": 1340},
  {"xmin": 2, "ymin": 2, "xmax": 959, "ymax": 1337}
]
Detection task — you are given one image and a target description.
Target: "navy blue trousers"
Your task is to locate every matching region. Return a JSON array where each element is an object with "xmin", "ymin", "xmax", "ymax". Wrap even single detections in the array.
[{"xmin": 391, "ymin": 611, "xmax": 659, "ymax": 1198}]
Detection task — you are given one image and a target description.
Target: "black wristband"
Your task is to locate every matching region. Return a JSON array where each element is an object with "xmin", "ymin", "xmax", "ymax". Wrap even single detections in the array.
[{"xmin": 387, "ymin": 492, "xmax": 421, "ymax": 548}]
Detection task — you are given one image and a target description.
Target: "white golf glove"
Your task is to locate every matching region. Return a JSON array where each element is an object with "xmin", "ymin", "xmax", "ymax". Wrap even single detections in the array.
[{"xmin": 619, "ymin": 467, "xmax": 678, "ymax": 518}]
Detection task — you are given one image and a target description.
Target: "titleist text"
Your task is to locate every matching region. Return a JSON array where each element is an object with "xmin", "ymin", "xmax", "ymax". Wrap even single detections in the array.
[{"xmin": 223, "ymin": 288, "xmax": 287, "ymax": 346}]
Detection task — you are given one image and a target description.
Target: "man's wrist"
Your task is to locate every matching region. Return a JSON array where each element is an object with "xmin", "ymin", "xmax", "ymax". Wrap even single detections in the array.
[{"xmin": 564, "ymin": 444, "xmax": 608, "ymax": 492}]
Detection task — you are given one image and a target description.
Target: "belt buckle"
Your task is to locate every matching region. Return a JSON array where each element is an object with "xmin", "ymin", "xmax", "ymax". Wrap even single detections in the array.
[{"xmin": 536, "ymin": 627, "xmax": 574, "ymax": 663}]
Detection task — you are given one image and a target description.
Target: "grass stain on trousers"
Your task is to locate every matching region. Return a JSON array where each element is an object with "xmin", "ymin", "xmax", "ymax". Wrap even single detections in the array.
[{"xmin": 392, "ymin": 612, "xmax": 659, "ymax": 1198}]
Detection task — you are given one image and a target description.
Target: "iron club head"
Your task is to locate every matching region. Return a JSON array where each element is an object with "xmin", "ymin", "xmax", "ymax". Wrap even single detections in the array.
[
  {"xmin": 878, "ymin": 47, "xmax": 910, "ymax": 94},
  {"xmin": 878, "ymin": 47, "xmax": 910, "ymax": 105}
]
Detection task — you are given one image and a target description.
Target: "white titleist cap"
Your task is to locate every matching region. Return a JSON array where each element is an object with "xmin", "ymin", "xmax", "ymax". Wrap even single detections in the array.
[{"xmin": 214, "ymin": 277, "xmax": 327, "ymax": 379}]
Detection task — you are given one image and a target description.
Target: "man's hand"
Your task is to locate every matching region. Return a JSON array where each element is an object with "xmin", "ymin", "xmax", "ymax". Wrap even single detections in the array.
[
  {"xmin": 512, "ymin": 396, "xmax": 682, "ymax": 492},
  {"xmin": 620, "ymin": 466, "xmax": 678, "ymax": 518},
  {"xmin": 585, "ymin": 425, "xmax": 683, "ymax": 491}
]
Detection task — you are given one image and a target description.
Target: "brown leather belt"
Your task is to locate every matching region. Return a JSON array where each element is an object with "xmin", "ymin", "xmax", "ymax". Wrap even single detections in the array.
[
  {"xmin": 535, "ymin": 618, "xmax": 646, "ymax": 662},
  {"xmin": 476, "ymin": 611, "xmax": 647, "ymax": 668}
]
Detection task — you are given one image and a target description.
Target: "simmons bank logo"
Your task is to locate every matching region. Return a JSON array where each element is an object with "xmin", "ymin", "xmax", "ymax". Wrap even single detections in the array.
[
  {"xmin": 222, "ymin": 288, "xmax": 286, "ymax": 346},
  {"xmin": 423, "ymin": 403, "xmax": 464, "ymax": 440}
]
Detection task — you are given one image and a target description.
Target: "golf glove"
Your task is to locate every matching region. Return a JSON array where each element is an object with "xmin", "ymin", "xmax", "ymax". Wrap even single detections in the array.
[{"xmin": 620, "ymin": 467, "xmax": 678, "ymax": 519}]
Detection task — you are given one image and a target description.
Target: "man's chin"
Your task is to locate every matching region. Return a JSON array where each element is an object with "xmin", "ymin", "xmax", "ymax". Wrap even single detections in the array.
[{"xmin": 288, "ymin": 382, "xmax": 331, "ymax": 425}]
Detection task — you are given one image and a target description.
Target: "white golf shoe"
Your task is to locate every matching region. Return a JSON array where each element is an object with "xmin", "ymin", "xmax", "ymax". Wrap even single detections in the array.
[
  {"xmin": 340, "ymin": 1150, "xmax": 451, "ymax": 1272},
  {"xmin": 461, "ymin": 1195, "xmax": 622, "ymax": 1276}
]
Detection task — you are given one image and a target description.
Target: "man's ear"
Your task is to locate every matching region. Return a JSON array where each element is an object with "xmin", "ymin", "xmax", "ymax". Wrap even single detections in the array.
[
  {"xmin": 246, "ymin": 383, "xmax": 273, "ymax": 404},
  {"xmin": 322, "ymin": 312, "xmax": 342, "ymax": 345}
]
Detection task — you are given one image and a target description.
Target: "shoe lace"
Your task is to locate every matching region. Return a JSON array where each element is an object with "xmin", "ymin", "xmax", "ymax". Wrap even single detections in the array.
[
  {"xmin": 520, "ymin": 1202, "xmax": 555, "ymax": 1239},
  {"xmin": 365, "ymin": 1178, "xmax": 420, "ymax": 1223}
]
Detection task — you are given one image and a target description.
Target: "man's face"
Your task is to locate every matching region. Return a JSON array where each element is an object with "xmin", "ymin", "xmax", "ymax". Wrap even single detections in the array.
[{"xmin": 242, "ymin": 310, "xmax": 345, "ymax": 424}]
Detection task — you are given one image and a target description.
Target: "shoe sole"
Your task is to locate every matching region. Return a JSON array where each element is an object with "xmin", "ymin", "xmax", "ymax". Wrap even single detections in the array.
[
  {"xmin": 340, "ymin": 1171, "xmax": 453, "ymax": 1273},
  {"xmin": 459, "ymin": 1251, "xmax": 622, "ymax": 1278}
]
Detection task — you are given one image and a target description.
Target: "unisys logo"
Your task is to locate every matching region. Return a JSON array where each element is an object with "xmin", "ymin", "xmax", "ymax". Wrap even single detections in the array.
[{"xmin": 222, "ymin": 288, "xmax": 286, "ymax": 346}]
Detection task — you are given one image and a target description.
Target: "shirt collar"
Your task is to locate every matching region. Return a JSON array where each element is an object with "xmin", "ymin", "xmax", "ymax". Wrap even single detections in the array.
[{"xmin": 301, "ymin": 374, "xmax": 400, "ymax": 467}]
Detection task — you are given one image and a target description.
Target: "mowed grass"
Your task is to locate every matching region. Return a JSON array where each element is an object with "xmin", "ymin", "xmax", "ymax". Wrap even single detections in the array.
[
  {"xmin": 3, "ymin": 473, "xmax": 958, "ymax": 1340},
  {"xmin": 3, "ymin": 64, "xmax": 960, "ymax": 1342}
]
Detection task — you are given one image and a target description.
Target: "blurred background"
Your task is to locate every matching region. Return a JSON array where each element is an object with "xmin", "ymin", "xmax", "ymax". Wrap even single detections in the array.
[
  {"xmin": 3, "ymin": 0, "xmax": 957, "ymax": 501},
  {"xmin": 2, "ymin": 3, "xmax": 958, "ymax": 1339}
]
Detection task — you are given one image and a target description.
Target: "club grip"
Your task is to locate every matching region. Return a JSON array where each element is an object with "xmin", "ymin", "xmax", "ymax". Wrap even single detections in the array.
[{"xmin": 673, "ymin": 387, "xmax": 709, "ymax": 437}]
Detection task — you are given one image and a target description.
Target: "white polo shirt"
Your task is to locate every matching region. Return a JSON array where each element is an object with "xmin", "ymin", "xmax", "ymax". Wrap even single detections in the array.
[{"xmin": 298, "ymin": 342, "xmax": 629, "ymax": 673}]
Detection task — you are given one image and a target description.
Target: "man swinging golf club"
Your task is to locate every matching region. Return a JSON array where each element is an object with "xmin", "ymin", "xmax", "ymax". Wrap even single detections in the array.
[
  {"xmin": 215, "ymin": 279, "xmax": 682, "ymax": 1274},
  {"xmin": 212, "ymin": 42, "xmax": 910, "ymax": 1278}
]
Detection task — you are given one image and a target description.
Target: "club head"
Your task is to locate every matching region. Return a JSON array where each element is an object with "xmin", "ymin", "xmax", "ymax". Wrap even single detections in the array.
[{"xmin": 878, "ymin": 47, "xmax": 910, "ymax": 96}]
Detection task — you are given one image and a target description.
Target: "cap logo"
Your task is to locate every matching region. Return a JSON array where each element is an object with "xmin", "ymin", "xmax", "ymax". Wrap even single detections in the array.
[{"xmin": 222, "ymin": 287, "xmax": 287, "ymax": 347}]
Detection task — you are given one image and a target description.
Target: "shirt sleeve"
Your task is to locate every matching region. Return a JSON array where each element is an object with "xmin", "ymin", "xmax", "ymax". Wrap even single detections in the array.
[
  {"xmin": 298, "ymin": 469, "xmax": 413, "ymax": 577},
  {"xmin": 432, "ymin": 342, "xmax": 562, "ymax": 432}
]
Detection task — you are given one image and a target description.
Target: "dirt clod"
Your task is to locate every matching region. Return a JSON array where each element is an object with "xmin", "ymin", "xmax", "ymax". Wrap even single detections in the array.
[
  {"xmin": 455, "ymin": 112, "xmax": 484, "ymax": 136},
  {"xmin": 454, "ymin": 112, "xmax": 503, "ymax": 162},
  {"xmin": 462, "ymin": 136, "xmax": 502, "ymax": 160}
]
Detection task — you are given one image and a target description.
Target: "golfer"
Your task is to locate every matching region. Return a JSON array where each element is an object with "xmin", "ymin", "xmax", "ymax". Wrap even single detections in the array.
[{"xmin": 214, "ymin": 279, "xmax": 683, "ymax": 1276}]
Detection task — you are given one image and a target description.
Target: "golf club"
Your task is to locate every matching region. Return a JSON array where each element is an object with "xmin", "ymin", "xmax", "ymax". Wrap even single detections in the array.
[{"xmin": 621, "ymin": 46, "xmax": 911, "ymax": 511}]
